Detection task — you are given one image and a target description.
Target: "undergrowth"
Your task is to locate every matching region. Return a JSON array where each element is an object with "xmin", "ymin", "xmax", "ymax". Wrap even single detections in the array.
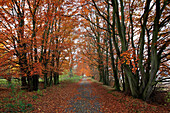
[{"xmin": 2, "ymin": 83, "xmax": 33, "ymax": 112}]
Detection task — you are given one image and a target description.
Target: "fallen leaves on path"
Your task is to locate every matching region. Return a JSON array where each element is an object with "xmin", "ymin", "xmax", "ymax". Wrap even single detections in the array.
[
  {"xmin": 0, "ymin": 79, "xmax": 169, "ymax": 113},
  {"xmin": 30, "ymin": 81, "xmax": 80, "ymax": 113}
]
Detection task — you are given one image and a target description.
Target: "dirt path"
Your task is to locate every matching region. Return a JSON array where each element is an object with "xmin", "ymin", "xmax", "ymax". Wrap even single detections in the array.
[{"xmin": 64, "ymin": 78, "xmax": 102, "ymax": 113}]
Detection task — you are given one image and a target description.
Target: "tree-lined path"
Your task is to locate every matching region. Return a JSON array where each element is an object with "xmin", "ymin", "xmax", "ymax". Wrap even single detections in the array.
[
  {"xmin": 0, "ymin": 0, "xmax": 169, "ymax": 112},
  {"xmin": 22, "ymin": 77, "xmax": 169, "ymax": 113},
  {"xmin": 0, "ymin": 77, "xmax": 169, "ymax": 112}
]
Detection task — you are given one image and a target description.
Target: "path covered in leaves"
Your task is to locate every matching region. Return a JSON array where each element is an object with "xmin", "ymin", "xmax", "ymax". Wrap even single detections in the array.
[
  {"xmin": 64, "ymin": 78, "xmax": 102, "ymax": 113},
  {"xmin": 26, "ymin": 78, "xmax": 169, "ymax": 112},
  {"xmin": 1, "ymin": 77, "xmax": 169, "ymax": 112}
]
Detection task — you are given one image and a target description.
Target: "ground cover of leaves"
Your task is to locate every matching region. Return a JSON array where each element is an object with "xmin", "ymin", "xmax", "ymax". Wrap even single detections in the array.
[
  {"xmin": 90, "ymin": 79, "xmax": 170, "ymax": 113},
  {"xmin": 0, "ymin": 78, "xmax": 169, "ymax": 113}
]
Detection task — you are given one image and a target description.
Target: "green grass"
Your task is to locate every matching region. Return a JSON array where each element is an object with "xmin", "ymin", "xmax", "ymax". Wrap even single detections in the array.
[
  {"xmin": 107, "ymin": 90, "xmax": 112, "ymax": 94},
  {"xmin": 0, "ymin": 74, "xmax": 82, "ymax": 87},
  {"xmin": 39, "ymin": 78, "xmax": 44, "ymax": 82},
  {"xmin": 0, "ymin": 79, "xmax": 8, "ymax": 85},
  {"xmin": 60, "ymin": 74, "xmax": 82, "ymax": 83},
  {"xmin": 0, "ymin": 79, "xmax": 21, "ymax": 87}
]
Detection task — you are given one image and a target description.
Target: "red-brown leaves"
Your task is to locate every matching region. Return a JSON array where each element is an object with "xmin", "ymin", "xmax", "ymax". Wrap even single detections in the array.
[{"xmin": 90, "ymin": 80, "xmax": 170, "ymax": 113}]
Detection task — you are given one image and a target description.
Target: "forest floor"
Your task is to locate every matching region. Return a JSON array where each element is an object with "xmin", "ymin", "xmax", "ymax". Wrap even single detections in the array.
[{"xmin": 0, "ymin": 77, "xmax": 169, "ymax": 113}]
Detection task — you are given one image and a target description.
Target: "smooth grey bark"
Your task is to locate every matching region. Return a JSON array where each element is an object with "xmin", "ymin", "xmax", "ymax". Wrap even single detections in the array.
[
  {"xmin": 96, "ymin": 15, "xmax": 104, "ymax": 83},
  {"xmin": 84, "ymin": 0, "xmax": 169, "ymax": 100}
]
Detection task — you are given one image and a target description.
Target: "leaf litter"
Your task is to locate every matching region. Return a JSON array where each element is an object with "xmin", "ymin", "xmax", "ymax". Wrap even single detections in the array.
[{"xmin": 0, "ymin": 78, "xmax": 169, "ymax": 113}]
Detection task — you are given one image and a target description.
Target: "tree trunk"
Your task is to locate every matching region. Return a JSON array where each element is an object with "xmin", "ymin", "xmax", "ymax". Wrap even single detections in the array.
[
  {"xmin": 125, "ymin": 74, "xmax": 130, "ymax": 95},
  {"xmin": 44, "ymin": 73, "xmax": 48, "ymax": 89},
  {"xmin": 69, "ymin": 67, "xmax": 73, "ymax": 78},
  {"xmin": 54, "ymin": 72, "xmax": 57, "ymax": 85},
  {"xmin": 56, "ymin": 72, "xmax": 59, "ymax": 84},
  {"xmin": 27, "ymin": 76, "xmax": 33, "ymax": 91},
  {"xmin": 21, "ymin": 76, "xmax": 27, "ymax": 87},
  {"xmin": 121, "ymin": 66, "xmax": 125, "ymax": 91},
  {"xmin": 141, "ymin": 0, "xmax": 161, "ymax": 100},
  {"xmin": 108, "ymin": 33, "xmax": 120, "ymax": 91},
  {"xmin": 33, "ymin": 74, "xmax": 39, "ymax": 91},
  {"xmin": 105, "ymin": 43, "xmax": 109, "ymax": 85},
  {"xmin": 49, "ymin": 71, "xmax": 53, "ymax": 86},
  {"xmin": 124, "ymin": 65, "xmax": 139, "ymax": 97}
]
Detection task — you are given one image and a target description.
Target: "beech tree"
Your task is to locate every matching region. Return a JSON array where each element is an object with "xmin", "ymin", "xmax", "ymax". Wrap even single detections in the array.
[
  {"xmin": 0, "ymin": 0, "xmax": 80, "ymax": 91},
  {"xmin": 79, "ymin": 0, "xmax": 169, "ymax": 100},
  {"xmin": 0, "ymin": 0, "xmax": 169, "ymax": 101}
]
